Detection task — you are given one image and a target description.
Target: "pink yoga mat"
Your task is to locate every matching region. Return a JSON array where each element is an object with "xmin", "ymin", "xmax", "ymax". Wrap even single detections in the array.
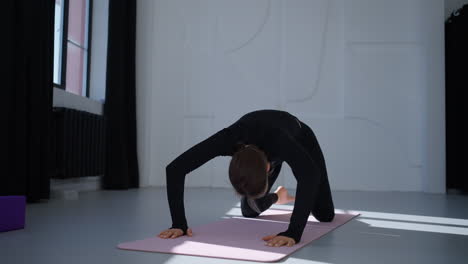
[{"xmin": 118, "ymin": 209, "xmax": 359, "ymax": 262}]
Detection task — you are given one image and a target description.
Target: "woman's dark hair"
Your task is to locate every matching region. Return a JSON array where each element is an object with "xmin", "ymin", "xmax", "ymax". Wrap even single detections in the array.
[{"xmin": 229, "ymin": 144, "xmax": 268, "ymax": 198}]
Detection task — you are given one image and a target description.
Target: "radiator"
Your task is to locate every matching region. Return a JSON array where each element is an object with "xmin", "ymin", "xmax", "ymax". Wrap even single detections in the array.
[{"xmin": 52, "ymin": 107, "xmax": 105, "ymax": 179}]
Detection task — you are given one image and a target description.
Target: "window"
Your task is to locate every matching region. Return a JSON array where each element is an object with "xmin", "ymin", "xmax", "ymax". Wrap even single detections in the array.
[{"xmin": 54, "ymin": 0, "xmax": 92, "ymax": 97}]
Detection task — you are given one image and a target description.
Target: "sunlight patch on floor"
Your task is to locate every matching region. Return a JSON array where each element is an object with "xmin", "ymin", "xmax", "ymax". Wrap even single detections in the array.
[
  {"xmin": 357, "ymin": 218, "xmax": 468, "ymax": 236},
  {"xmin": 349, "ymin": 210, "xmax": 468, "ymax": 226},
  {"xmin": 226, "ymin": 205, "xmax": 468, "ymax": 236},
  {"xmin": 162, "ymin": 254, "xmax": 333, "ymax": 264}
]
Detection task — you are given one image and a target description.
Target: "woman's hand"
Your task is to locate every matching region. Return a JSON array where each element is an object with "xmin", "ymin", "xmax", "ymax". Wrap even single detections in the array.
[
  {"xmin": 157, "ymin": 228, "xmax": 193, "ymax": 239},
  {"xmin": 262, "ymin": 234, "xmax": 296, "ymax": 247}
]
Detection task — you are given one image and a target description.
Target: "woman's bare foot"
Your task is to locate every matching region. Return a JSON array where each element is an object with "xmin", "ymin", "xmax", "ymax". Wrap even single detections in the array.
[{"xmin": 274, "ymin": 186, "xmax": 295, "ymax": 205}]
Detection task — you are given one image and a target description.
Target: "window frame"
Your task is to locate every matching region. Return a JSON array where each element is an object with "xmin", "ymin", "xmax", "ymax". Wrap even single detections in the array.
[{"xmin": 54, "ymin": 0, "xmax": 93, "ymax": 98}]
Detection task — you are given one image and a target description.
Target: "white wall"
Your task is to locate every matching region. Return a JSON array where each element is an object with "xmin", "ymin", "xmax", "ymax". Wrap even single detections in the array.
[{"xmin": 136, "ymin": 0, "xmax": 445, "ymax": 193}]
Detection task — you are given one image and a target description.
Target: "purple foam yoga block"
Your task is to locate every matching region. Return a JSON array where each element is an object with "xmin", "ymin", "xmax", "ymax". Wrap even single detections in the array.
[{"xmin": 0, "ymin": 196, "xmax": 26, "ymax": 232}]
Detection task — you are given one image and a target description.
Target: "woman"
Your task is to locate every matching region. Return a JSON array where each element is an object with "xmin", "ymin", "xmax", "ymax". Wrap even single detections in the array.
[{"xmin": 158, "ymin": 109, "xmax": 335, "ymax": 247}]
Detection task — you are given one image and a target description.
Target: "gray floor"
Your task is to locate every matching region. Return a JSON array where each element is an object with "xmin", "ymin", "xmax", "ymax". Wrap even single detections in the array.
[{"xmin": 1, "ymin": 187, "xmax": 468, "ymax": 264}]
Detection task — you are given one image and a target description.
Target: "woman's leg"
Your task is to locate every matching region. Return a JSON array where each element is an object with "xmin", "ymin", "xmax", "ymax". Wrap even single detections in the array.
[
  {"xmin": 298, "ymin": 121, "xmax": 335, "ymax": 222},
  {"xmin": 241, "ymin": 162, "xmax": 283, "ymax": 217}
]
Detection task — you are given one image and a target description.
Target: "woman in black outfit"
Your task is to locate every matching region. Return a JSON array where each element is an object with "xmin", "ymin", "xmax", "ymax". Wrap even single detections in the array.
[{"xmin": 158, "ymin": 110, "xmax": 335, "ymax": 247}]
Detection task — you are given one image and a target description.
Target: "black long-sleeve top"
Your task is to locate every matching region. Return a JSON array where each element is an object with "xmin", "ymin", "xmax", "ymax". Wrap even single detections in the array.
[{"xmin": 165, "ymin": 109, "xmax": 323, "ymax": 243}]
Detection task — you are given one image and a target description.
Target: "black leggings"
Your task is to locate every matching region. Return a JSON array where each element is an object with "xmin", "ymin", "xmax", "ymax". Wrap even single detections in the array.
[{"xmin": 240, "ymin": 121, "xmax": 335, "ymax": 222}]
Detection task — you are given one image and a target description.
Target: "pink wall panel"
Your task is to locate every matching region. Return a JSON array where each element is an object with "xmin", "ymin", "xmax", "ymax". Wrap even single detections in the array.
[{"xmin": 66, "ymin": 43, "xmax": 84, "ymax": 95}]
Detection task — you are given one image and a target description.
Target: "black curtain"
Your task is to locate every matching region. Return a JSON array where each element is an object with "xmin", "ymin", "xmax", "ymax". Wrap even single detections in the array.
[
  {"xmin": 1, "ymin": 0, "xmax": 54, "ymax": 201},
  {"xmin": 102, "ymin": 0, "xmax": 139, "ymax": 189},
  {"xmin": 445, "ymin": 5, "xmax": 468, "ymax": 193}
]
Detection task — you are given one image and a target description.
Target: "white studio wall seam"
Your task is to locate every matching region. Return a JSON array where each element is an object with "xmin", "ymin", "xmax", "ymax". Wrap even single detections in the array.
[{"xmin": 136, "ymin": 0, "xmax": 445, "ymax": 193}]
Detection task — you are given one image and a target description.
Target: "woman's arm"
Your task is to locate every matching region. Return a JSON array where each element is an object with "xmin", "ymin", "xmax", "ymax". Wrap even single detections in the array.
[
  {"xmin": 271, "ymin": 130, "xmax": 323, "ymax": 243},
  {"xmin": 166, "ymin": 125, "xmax": 238, "ymax": 234}
]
